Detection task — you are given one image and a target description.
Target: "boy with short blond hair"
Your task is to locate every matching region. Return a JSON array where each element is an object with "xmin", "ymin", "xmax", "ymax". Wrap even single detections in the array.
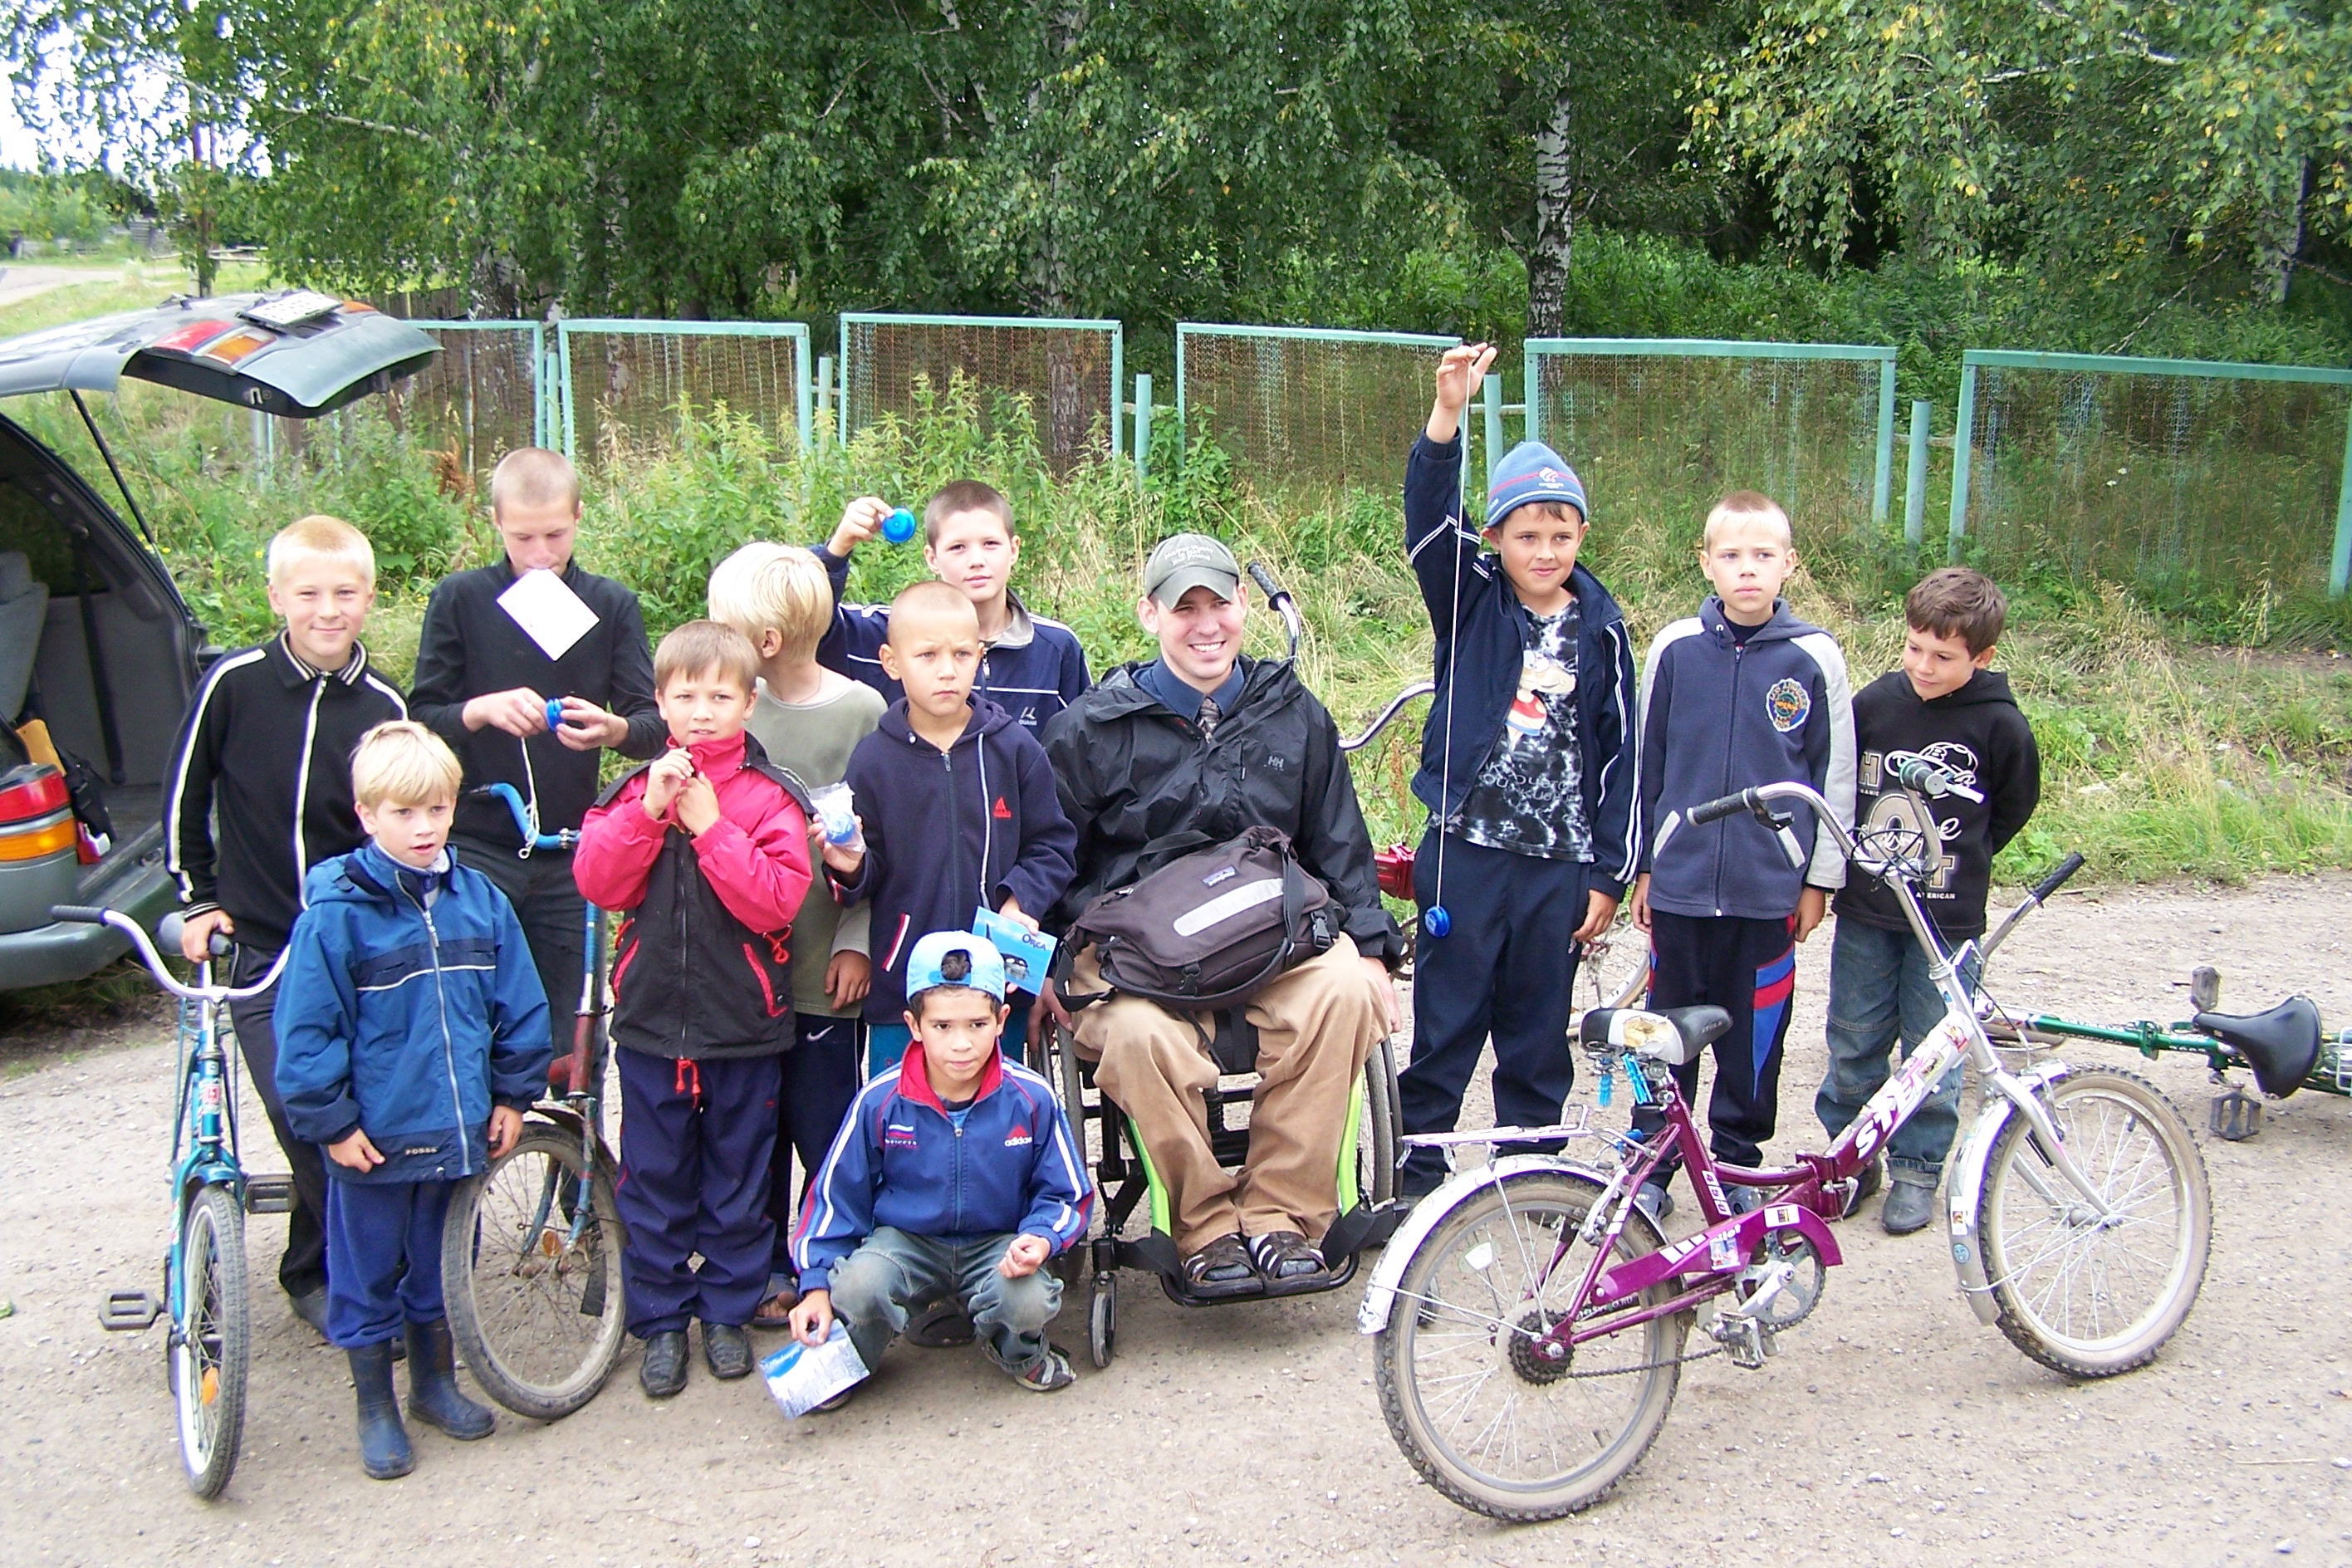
[
  {"xmin": 572, "ymin": 620, "xmax": 819, "ymax": 1398},
  {"xmin": 707, "ymin": 541, "xmax": 884, "ymax": 1326},
  {"xmin": 1629, "ymin": 490, "xmax": 1856, "ymax": 1221},
  {"xmin": 814, "ymin": 478, "xmax": 1089, "ymax": 732},
  {"xmin": 164, "ymin": 512, "xmax": 408, "ymax": 1334},
  {"xmin": 274, "ymin": 720, "xmax": 552, "ymax": 1479},
  {"xmin": 1817, "ymin": 566, "xmax": 2039, "ymax": 1233}
]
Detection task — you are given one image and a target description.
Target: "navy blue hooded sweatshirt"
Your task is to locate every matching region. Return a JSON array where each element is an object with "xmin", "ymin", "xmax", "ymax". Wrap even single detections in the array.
[
  {"xmin": 1637, "ymin": 596, "xmax": 1857, "ymax": 921},
  {"xmin": 835, "ymin": 695, "xmax": 1079, "ymax": 1020},
  {"xmin": 1402, "ymin": 432, "xmax": 1641, "ymax": 897}
]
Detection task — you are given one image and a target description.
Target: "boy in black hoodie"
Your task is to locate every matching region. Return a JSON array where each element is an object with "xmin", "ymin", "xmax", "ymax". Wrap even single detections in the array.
[
  {"xmin": 1815, "ymin": 567, "xmax": 2040, "ymax": 1235},
  {"xmin": 836, "ymin": 581, "xmax": 1077, "ymax": 1075}
]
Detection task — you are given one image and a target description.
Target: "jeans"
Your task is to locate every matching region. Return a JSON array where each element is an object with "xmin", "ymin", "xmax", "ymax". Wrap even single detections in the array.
[
  {"xmin": 1815, "ymin": 919, "xmax": 1980, "ymax": 1183},
  {"xmin": 825, "ymin": 1227, "xmax": 1061, "ymax": 1375}
]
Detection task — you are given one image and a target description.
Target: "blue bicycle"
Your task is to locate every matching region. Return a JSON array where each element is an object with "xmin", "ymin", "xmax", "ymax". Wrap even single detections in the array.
[{"xmin": 63, "ymin": 904, "xmax": 292, "ymax": 1498}]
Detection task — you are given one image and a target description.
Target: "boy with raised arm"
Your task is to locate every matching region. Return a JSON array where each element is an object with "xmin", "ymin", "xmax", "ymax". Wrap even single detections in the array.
[
  {"xmin": 1815, "ymin": 567, "xmax": 2039, "ymax": 1234},
  {"xmin": 164, "ymin": 514, "xmax": 408, "ymax": 1335},
  {"xmin": 1396, "ymin": 344, "xmax": 1641, "ymax": 1198},
  {"xmin": 1630, "ymin": 491, "xmax": 1855, "ymax": 1222}
]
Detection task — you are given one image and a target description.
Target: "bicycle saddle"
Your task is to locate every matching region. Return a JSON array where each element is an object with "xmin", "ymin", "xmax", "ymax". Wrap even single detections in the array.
[
  {"xmin": 2192, "ymin": 996, "xmax": 2321, "ymax": 1099},
  {"xmin": 1580, "ymin": 1006, "xmax": 1733, "ymax": 1066}
]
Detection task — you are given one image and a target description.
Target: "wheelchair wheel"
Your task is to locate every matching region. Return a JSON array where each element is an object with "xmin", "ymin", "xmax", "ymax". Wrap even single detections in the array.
[
  {"xmin": 1089, "ymin": 1273, "xmax": 1117, "ymax": 1369},
  {"xmin": 1364, "ymin": 1034, "xmax": 1401, "ymax": 1207},
  {"xmin": 1580, "ymin": 911, "xmax": 1649, "ymax": 1014},
  {"xmin": 443, "ymin": 1123, "xmax": 626, "ymax": 1420}
]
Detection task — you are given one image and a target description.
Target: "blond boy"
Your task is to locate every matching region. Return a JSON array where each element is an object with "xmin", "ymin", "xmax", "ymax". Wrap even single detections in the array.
[{"xmin": 164, "ymin": 514, "xmax": 409, "ymax": 1334}]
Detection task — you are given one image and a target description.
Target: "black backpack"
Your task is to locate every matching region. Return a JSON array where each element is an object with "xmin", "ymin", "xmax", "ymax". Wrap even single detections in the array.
[{"xmin": 1056, "ymin": 826, "xmax": 1338, "ymax": 1013}]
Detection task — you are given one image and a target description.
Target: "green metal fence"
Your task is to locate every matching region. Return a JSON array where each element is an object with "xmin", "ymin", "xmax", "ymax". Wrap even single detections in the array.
[
  {"xmin": 1174, "ymin": 324, "xmax": 1459, "ymax": 494},
  {"xmin": 557, "ymin": 319, "xmax": 811, "ymax": 463},
  {"xmin": 840, "ymin": 313, "xmax": 1121, "ymax": 472},
  {"xmin": 1525, "ymin": 339, "xmax": 1898, "ymax": 541},
  {"xmin": 1950, "ymin": 350, "xmax": 2352, "ymax": 604}
]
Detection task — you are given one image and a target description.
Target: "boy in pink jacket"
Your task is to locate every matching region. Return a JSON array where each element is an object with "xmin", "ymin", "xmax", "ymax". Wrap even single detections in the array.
[{"xmin": 574, "ymin": 620, "xmax": 822, "ymax": 1399}]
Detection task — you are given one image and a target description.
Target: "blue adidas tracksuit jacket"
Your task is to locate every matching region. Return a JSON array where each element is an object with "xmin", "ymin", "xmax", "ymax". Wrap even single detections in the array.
[
  {"xmin": 1636, "ymin": 597, "xmax": 1857, "ymax": 920},
  {"xmin": 273, "ymin": 842, "xmax": 553, "ymax": 1183},
  {"xmin": 1402, "ymin": 431, "xmax": 1641, "ymax": 897},
  {"xmin": 812, "ymin": 546, "xmax": 1090, "ymax": 733},
  {"xmin": 792, "ymin": 1044, "xmax": 1093, "ymax": 1294}
]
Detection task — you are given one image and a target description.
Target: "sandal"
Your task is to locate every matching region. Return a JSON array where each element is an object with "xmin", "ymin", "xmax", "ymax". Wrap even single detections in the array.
[
  {"xmin": 1179, "ymin": 1233, "xmax": 1262, "ymax": 1300},
  {"xmin": 1246, "ymin": 1230, "xmax": 1331, "ymax": 1294},
  {"xmin": 987, "ymin": 1341, "xmax": 1078, "ymax": 1393},
  {"xmin": 751, "ymin": 1276, "xmax": 800, "ymax": 1329}
]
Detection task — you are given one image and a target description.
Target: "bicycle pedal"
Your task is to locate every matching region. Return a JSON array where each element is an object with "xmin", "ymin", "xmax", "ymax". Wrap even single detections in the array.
[
  {"xmin": 2208, "ymin": 1088, "xmax": 2262, "ymax": 1142},
  {"xmin": 1708, "ymin": 1312, "xmax": 1771, "ymax": 1370},
  {"xmin": 244, "ymin": 1174, "xmax": 296, "ymax": 1214},
  {"xmin": 98, "ymin": 1291, "xmax": 164, "ymax": 1331}
]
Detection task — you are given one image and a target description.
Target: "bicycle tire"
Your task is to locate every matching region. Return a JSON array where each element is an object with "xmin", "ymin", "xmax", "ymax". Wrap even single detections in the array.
[
  {"xmin": 174, "ymin": 1183, "xmax": 248, "ymax": 1499},
  {"xmin": 443, "ymin": 1125, "xmax": 627, "ymax": 1419},
  {"xmin": 1373, "ymin": 1168, "xmax": 1683, "ymax": 1521},
  {"xmin": 1977, "ymin": 1066, "xmax": 2211, "ymax": 1378}
]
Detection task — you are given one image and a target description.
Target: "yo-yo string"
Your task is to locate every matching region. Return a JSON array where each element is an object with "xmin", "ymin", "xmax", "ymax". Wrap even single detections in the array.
[{"xmin": 1427, "ymin": 351, "xmax": 1475, "ymax": 938}]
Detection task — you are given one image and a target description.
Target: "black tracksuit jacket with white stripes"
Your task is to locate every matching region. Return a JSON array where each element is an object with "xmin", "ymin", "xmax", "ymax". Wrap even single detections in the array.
[{"xmin": 164, "ymin": 635, "xmax": 409, "ymax": 952}]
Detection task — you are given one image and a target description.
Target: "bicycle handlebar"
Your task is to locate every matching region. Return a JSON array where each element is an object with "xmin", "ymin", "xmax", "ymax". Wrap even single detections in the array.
[
  {"xmin": 1687, "ymin": 789, "xmax": 1756, "ymax": 826},
  {"xmin": 2029, "ymin": 851, "xmax": 2085, "ymax": 905},
  {"xmin": 1340, "ymin": 681, "xmax": 1435, "ymax": 754},
  {"xmin": 474, "ymin": 781, "xmax": 577, "ymax": 852},
  {"xmin": 51, "ymin": 904, "xmax": 289, "ymax": 1003}
]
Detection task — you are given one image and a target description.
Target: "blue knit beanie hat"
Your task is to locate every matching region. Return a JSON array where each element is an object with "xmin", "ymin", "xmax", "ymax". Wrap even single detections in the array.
[{"xmin": 1486, "ymin": 441, "xmax": 1588, "ymax": 530}]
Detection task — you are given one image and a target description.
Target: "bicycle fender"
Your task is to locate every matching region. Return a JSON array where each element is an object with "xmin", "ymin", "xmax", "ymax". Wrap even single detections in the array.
[
  {"xmin": 1946, "ymin": 1061, "xmax": 2071, "ymax": 1325},
  {"xmin": 1356, "ymin": 1154, "xmax": 1632, "ymax": 1336}
]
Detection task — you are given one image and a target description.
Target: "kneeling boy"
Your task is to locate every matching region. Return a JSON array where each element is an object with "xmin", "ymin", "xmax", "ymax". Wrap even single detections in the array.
[
  {"xmin": 790, "ymin": 932, "xmax": 1092, "ymax": 1397},
  {"xmin": 275, "ymin": 722, "xmax": 553, "ymax": 1480}
]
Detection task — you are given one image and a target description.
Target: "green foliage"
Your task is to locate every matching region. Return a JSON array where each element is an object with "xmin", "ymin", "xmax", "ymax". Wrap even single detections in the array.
[{"xmin": 0, "ymin": 170, "xmax": 112, "ymax": 243}]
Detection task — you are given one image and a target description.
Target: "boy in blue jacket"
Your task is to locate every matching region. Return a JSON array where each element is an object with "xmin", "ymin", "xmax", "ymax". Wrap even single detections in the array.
[
  {"xmin": 275, "ymin": 721, "xmax": 552, "ymax": 1480},
  {"xmin": 1629, "ymin": 490, "xmax": 1856, "ymax": 1221},
  {"xmin": 1397, "ymin": 344, "xmax": 1641, "ymax": 1197},
  {"xmin": 833, "ymin": 581, "xmax": 1078, "ymax": 1074},
  {"xmin": 789, "ymin": 930, "xmax": 1092, "ymax": 1398}
]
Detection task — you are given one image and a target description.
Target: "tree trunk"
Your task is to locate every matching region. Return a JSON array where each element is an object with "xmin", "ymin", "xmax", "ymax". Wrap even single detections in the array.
[
  {"xmin": 1526, "ymin": 81, "xmax": 1574, "ymax": 337},
  {"xmin": 2253, "ymin": 158, "xmax": 2310, "ymax": 306}
]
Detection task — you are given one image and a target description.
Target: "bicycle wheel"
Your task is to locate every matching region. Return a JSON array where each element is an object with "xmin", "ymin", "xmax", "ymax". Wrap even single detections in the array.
[
  {"xmin": 172, "ymin": 1183, "xmax": 248, "ymax": 1499},
  {"xmin": 1977, "ymin": 1067, "xmax": 2211, "ymax": 1378},
  {"xmin": 1372, "ymin": 1168, "xmax": 1685, "ymax": 1521},
  {"xmin": 443, "ymin": 1125, "xmax": 627, "ymax": 1419}
]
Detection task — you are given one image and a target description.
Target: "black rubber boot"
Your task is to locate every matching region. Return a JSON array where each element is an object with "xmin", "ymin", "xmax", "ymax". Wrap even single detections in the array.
[
  {"xmin": 404, "ymin": 1319, "xmax": 495, "ymax": 1440},
  {"xmin": 349, "ymin": 1343, "xmax": 414, "ymax": 1480}
]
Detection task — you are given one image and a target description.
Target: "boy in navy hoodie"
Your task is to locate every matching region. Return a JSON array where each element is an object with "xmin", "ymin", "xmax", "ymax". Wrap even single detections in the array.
[
  {"xmin": 1816, "ymin": 567, "xmax": 2038, "ymax": 1235},
  {"xmin": 790, "ymin": 931, "xmax": 1092, "ymax": 1399},
  {"xmin": 274, "ymin": 722, "xmax": 552, "ymax": 1480},
  {"xmin": 1630, "ymin": 491, "xmax": 1855, "ymax": 1221},
  {"xmin": 833, "ymin": 581, "xmax": 1077, "ymax": 1075},
  {"xmin": 1397, "ymin": 343, "xmax": 1640, "ymax": 1198}
]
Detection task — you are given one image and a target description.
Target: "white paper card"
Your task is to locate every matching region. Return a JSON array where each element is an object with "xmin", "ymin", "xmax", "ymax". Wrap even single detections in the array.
[
  {"xmin": 759, "ymin": 1320, "xmax": 869, "ymax": 1418},
  {"xmin": 497, "ymin": 569, "xmax": 600, "ymax": 662}
]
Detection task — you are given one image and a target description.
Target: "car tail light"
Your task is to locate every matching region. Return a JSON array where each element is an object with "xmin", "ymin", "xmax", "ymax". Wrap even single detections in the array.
[{"xmin": 0, "ymin": 763, "xmax": 76, "ymax": 863}]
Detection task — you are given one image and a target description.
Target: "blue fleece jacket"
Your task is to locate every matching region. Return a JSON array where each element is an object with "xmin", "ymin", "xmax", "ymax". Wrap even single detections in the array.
[
  {"xmin": 1401, "ymin": 432, "xmax": 1641, "ymax": 897},
  {"xmin": 272, "ymin": 842, "xmax": 552, "ymax": 1183},
  {"xmin": 812, "ymin": 546, "xmax": 1090, "ymax": 734},
  {"xmin": 835, "ymin": 695, "xmax": 1078, "ymax": 1020},
  {"xmin": 1636, "ymin": 597, "xmax": 1857, "ymax": 920},
  {"xmin": 792, "ymin": 1043, "xmax": 1093, "ymax": 1294}
]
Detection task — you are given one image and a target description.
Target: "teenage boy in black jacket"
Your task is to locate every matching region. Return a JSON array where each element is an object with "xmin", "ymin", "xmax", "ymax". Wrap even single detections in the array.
[
  {"xmin": 408, "ymin": 448, "xmax": 665, "ymax": 1066},
  {"xmin": 164, "ymin": 514, "xmax": 408, "ymax": 1332},
  {"xmin": 1397, "ymin": 344, "xmax": 1640, "ymax": 1198},
  {"xmin": 1816, "ymin": 567, "xmax": 2040, "ymax": 1235}
]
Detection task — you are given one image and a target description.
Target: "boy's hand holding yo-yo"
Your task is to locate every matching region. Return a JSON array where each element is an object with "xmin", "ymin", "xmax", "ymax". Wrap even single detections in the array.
[{"xmin": 826, "ymin": 496, "xmax": 918, "ymax": 556}]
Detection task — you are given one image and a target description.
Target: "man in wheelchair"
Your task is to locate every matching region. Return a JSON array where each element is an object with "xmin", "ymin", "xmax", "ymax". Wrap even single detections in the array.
[{"xmin": 1041, "ymin": 535, "xmax": 1403, "ymax": 1297}]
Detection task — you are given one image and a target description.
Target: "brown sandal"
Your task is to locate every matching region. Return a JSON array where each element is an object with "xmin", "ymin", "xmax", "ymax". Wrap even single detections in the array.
[
  {"xmin": 1179, "ymin": 1233, "xmax": 1262, "ymax": 1300},
  {"xmin": 1247, "ymin": 1230, "xmax": 1331, "ymax": 1294},
  {"xmin": 751, "ymin": 1278, "xmax": 800, "ymax": 1329}
]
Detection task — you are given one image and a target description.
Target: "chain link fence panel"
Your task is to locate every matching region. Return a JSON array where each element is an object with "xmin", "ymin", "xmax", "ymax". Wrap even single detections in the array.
[
  {"xmin": 1175, "ymin": 324, "xmax": 1458, "ymax": 497},
  {"xmin": 840, "ymin": 314, "xmax": 1120, "ymax": 472}
]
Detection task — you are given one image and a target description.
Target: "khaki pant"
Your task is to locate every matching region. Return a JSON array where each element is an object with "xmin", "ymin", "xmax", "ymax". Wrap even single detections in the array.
[{"xmin": 1071, "ymin": 938, "xmax": 1384, "ymax": 1254}]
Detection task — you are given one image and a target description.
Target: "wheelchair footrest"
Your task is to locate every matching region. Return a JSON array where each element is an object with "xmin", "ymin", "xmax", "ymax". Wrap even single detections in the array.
[
  {"xmin": 98, "ymin": 1291, "xmax": 164, "ymax": 1331},
  {"xmin": 1323, "ymin": 1198, "xmax": 1409, "ymax": 1262},
  {"xmin": 244, "ymin": 1175, "xmax": 296, "ymax": 1214}
]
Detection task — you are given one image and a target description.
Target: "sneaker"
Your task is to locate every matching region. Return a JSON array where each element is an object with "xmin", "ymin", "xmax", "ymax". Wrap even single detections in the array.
[
  {"xmin": 988, "ymin": 1341, "xmax": 1077, "ymax": 1393},
  {"xmin": 1633, "ymin": 1180, "xmax": 1674, "ymax": 1223},
  {"xmin": 1882, "ymin": 1177, "xmax": 1938, "ymax": 1236},
  {"xmin": 702, "ymin": 1321, "xmax": 754, "ymax": 1379},
  {"xmin": 639, "ymin": 1330, "xmax": 689, "ymax": 1399}
]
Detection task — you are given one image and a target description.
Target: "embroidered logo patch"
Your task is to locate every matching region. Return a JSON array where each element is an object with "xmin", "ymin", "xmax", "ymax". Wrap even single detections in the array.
[
  {"xmin": 1765, "ymin": 677, "xmax": 1811, "ymax": 733},
  {"xmin": 883, "ymin": 1122, "xmax": 919, "ymax": 1149}
]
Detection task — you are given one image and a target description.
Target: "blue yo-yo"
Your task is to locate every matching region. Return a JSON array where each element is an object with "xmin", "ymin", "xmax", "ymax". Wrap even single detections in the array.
[
  {"xmin": 1423, "ymin": 905, "xmax": 1451, "ymax": 938},
  {"xmin": 544, "ymin": 698, "xmax": 566, "ymax": 733},
  {"xmin": 882, "ymin": 507, "xmax": 919, "ymax": 545}
]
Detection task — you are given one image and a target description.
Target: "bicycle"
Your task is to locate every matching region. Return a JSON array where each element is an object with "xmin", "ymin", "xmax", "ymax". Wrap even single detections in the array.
[
  {"xmin": 64, "ymin": 904, "xmax": 292, "ymax": 1499},
  {"xmin": 435, "ymin": 782, "xmax": 629, "ymax": 1419},
  {"xmin": 1356, "ymin": 759, "xmax": 2212, "ymax": 1521}
]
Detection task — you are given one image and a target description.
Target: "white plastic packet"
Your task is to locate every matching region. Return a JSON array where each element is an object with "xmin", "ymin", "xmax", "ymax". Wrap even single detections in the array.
[
  {"xmin": 808, "ymin": 781, "xmax": 865, "ymax": 851},
  {"xmin": 760, "ymin": 1320, "xmax": 869, "ymax": 1417}
]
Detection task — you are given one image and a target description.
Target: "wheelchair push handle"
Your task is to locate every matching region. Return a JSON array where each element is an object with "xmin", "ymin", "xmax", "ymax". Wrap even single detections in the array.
[
  {"xmin": 1247, "ymin": 561, "xmax": 1304, "ymax": 662},
  {"xmin": 2031, "ymin": 851, "xmax": 2085, "ymax": 906}
]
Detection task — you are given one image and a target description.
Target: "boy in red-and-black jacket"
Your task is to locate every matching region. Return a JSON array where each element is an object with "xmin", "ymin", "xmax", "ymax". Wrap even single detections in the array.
[{"xmin": 572, "ymin": 621, "xmax": 822, "ymax": 1400}]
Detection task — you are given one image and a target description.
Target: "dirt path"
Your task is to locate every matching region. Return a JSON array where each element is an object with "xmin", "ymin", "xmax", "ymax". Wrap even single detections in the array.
[{"xmin": 2, "ymin": 876, "xmax": 2349, "ymax": 1566}]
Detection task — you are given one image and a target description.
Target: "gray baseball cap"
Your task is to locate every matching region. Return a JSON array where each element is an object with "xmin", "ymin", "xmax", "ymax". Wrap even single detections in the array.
[{"xmin": 1144, "ymin": 533, "xmax": 1242, "ymax": 606}]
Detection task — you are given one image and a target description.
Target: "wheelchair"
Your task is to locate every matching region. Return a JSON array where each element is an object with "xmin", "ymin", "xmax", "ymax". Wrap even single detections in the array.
[{"xmin": 1037, "ymin": 1009, "xmax": 1408, "ymax": 1369}]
